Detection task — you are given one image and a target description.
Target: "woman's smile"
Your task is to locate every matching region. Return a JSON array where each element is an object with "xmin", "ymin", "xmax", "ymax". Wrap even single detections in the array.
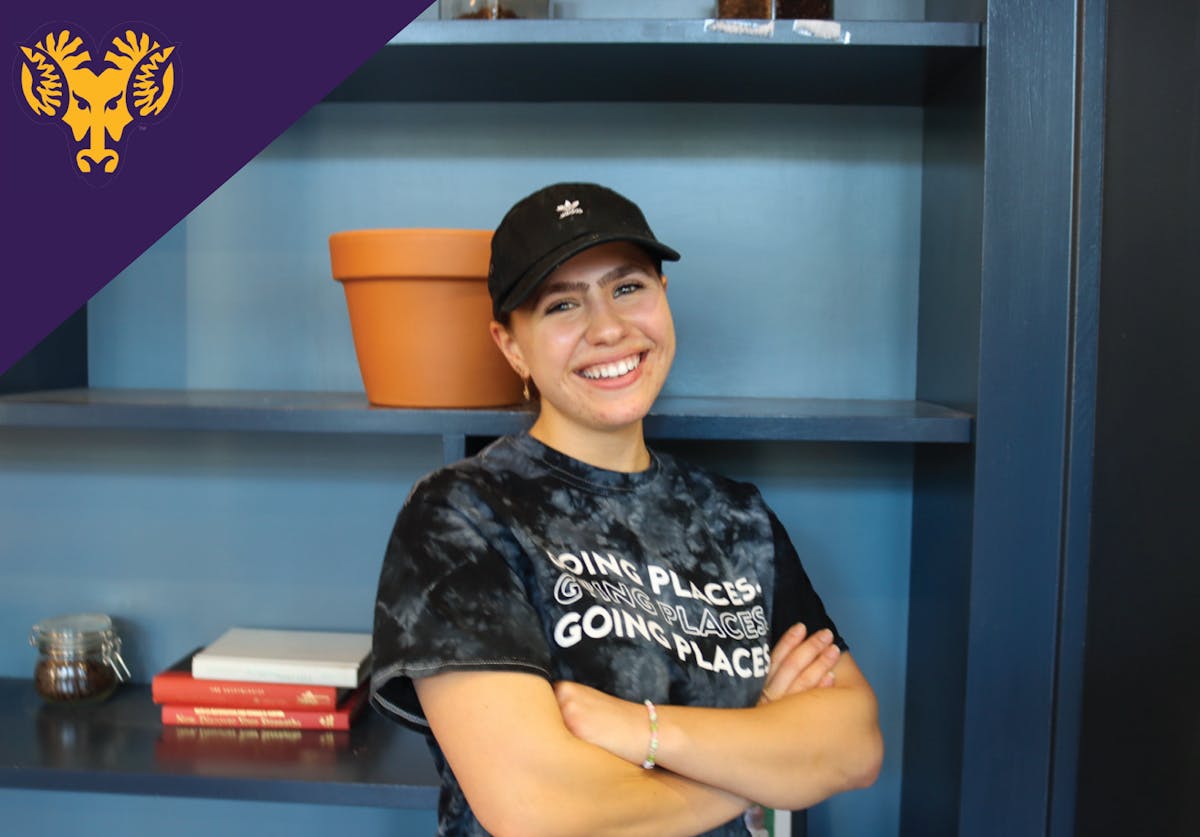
[{"xmin": 577, "ymin": 351, "xmax": 645, "ymax": 382}]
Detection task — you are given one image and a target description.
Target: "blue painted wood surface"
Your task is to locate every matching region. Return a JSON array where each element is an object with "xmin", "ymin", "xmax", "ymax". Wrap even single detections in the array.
[
  {"xmin": 0, "ymin": 389, "xmax": 971, "ymax": 443},
  {"xmin": 1048, "ymin": 0, "xmax": 1108, "ymax": 833},
  {"xmin": 956, "ymin": 1, "xmax": 1079, "ymax": 834},
  {"xmin": 903, "ymin": 35, "xmax": 983, "ymax": 835}
]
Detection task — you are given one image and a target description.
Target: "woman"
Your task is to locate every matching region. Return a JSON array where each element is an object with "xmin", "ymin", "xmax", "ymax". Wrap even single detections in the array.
[{"xmin": 371, "ymin": 183, "xmax": 883, "ymax": 837}]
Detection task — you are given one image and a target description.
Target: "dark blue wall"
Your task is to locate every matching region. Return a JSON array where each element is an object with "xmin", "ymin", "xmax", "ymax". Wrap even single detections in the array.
[{"xmin": 1074, "ymin": 2, "xmax": 1200, "ymax": 835}]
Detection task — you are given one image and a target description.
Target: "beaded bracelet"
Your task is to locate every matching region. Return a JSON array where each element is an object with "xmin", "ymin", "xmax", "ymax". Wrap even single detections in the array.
[{"xmin": 641, "ymin": 699, "xmax": 660, "ymax": 769}]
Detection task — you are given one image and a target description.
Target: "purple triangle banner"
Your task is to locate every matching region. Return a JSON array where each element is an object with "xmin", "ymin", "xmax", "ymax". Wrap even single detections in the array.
[{"xmin": 1, "ymin": 1, "xmax": 431, "ymax": 375}]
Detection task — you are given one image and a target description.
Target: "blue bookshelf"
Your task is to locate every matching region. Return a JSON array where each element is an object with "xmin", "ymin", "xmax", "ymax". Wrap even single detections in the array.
[{"xmin": 1, "ymin": 5, "xmax": 1109, "ymax": 835}]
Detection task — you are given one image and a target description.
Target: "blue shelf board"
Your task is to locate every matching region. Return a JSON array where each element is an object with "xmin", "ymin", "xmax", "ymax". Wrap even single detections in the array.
[
  {"xmin": 329, "ymin": 19, "xmax": 982, "ymax": 105},
  {"xmin": 0, "ymin": 388, "xmax": 972, "ymax": 443},
  {"xmin": 0, "ymin": 678, "xmax": 438, "ymax": 808}
]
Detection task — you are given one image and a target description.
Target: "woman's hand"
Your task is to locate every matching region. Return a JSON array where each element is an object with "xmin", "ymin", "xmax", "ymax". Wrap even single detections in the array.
[
  {"xmin": 553, "ymin": 681, "xmax": 648, "ymax": 766},
  {"xmin": 759, "ymin": 623, "xmax": 841, "ymax": 705},
  {"xmin": 554, "ymin": 622, "xmax": 841, "ymax": 766}
]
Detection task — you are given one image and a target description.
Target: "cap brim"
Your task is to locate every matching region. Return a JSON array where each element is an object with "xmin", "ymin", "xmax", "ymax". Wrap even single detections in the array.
[{"xmin": 498, "ymin": 232, "xmax": 681, "ymax": 315}]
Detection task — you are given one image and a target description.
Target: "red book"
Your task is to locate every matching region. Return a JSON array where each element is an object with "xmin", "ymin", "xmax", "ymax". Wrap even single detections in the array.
[
  {"xmin": 161, "ymin": 682, "xmax": 369, "ymax": 731},
  {"xmin": 152, "ymin": 648, "xmax": 347, "ymax": 710},
  {"xmin": 154, "ymin": 726, "xmax": 348, "ymax": 766}
]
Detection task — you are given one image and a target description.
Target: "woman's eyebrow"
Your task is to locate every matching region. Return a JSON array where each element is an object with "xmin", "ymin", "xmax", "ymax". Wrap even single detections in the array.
[
  {"xmin": 536, "ymin": 279, "xmax": 589, "ymax": 300},
  {"xmin": 597, "ymin": 264, "xmax": 652, "ymax": 287}
]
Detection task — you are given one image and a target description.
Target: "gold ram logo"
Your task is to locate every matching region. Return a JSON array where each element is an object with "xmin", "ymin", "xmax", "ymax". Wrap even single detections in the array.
[{"xmin": 18, "ymin": 27, "xmax": 177, "ymax": 177}]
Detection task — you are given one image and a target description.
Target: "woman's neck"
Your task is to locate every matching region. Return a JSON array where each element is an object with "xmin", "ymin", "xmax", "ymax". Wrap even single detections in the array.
[{"xmin": 528, "ymin": 414, "xmax": 651, "ymax": 473}]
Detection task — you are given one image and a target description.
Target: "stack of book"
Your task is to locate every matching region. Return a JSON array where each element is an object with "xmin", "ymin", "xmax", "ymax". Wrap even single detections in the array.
[{"xmin": 152, "ymin": 627, "xmax": 372, "ymax": 732}]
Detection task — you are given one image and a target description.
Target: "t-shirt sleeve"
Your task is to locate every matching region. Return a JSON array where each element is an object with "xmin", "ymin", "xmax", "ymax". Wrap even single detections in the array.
[
  {"xmin": 370, "ymin": 480, "xmax": 553, "ymax": 731},
  {"xmin": 768, "ymin": 508, "xmax": 849, "ymax": 652}
]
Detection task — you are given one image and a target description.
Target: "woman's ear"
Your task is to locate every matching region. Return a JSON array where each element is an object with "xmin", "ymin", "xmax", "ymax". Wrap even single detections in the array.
[
  {"xmin": 489, "ymin": 320, "xmax": 527, "ymax": 379},
  {"xmin": 661, "ymin": 273, "xmax": 668, "ymax": 291}
]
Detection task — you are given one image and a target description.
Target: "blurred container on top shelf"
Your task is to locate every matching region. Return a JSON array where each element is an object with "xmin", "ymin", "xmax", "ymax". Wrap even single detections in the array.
[
  {"xmin": 550, "ymin": 0, "xmax": 716, "ymax": 18},
  {"xmin": 716, "ymin": 0, "xmax": 832, "ymax": 18},
  {"xmin": 775, "ymin": 0, "xmax": 832, "ymax": 18},
  {"xmin": 716, "ymin": 0, "xmax": 772, "ymax": 16},
  {"xmin": 440, "ymin": 0, "xmax": 549, "ymax": 18}
]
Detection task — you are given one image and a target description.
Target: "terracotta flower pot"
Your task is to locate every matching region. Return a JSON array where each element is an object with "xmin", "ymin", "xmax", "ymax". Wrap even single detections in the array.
[{"xmin": 328, "ymin": 228, "xmax": 522, "ymax": 408}]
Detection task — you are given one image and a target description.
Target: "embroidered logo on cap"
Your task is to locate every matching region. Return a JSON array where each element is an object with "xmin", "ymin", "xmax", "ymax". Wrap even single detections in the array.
[{"xmin": 556, "ymin": 199, "xmax": 582, "ymax": 220}]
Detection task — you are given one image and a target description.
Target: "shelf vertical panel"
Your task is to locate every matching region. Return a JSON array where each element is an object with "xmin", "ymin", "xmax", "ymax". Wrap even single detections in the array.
[
  {"xmin": 903, "ymin": 39, "xmax": 983, "ymax": 837},
  {"xmin": 955, "ymin": 0, "xmax": 1082, "ymax": 835},
  {"xmin": 441, "ymin": 434, "xmax": 466, "ymax": 464},
  {"xmin": 1047, "ymin": 0, "xmax": 1107, "ymax": 832}
]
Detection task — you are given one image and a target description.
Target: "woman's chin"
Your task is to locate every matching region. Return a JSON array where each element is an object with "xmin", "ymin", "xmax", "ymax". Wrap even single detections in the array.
[{"xmin": 537, "ymin": 393, "xmax": 654, "ymax": 438}]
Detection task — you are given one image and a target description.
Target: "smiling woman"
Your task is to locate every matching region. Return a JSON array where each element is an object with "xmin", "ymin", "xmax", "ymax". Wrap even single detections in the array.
[{"xmin": 369, "ymin": 183, "xmax": 882, "ymax": 837}]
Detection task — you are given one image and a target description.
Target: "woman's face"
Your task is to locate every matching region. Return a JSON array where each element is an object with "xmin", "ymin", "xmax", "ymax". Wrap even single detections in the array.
[{"xmin": 491, "ymin": 241, "xmax": 676, "ymax": 446}]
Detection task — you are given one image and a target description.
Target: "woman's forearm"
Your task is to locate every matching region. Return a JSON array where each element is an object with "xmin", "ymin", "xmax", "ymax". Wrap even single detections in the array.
[
  {"xmin": 504, "ymin": 758, "xmax": 750, "ymax": 837},
  {"xmin": 557, "ymin": 653, "xmax": 883, "ymax": 811},
  {"xmin": 415, "ymin": 670, "xmax": 751, "ymax": 837}
]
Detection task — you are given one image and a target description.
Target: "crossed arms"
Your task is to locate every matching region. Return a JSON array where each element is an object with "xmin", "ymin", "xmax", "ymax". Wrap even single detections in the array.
[{"xmin": 414, "ymin": 623, "xmax": 883, "ymax": 837}]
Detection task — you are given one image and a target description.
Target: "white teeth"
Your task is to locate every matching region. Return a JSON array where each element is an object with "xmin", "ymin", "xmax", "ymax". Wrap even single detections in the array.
[{"xmin": 581, "ymin": 354, "xmax": 641, "ymax": 380}]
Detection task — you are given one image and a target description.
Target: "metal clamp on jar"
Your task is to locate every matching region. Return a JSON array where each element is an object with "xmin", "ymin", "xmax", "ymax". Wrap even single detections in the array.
[{"xmin": 30, "ymin": 613, "xmax": 132, "ymax": 704}]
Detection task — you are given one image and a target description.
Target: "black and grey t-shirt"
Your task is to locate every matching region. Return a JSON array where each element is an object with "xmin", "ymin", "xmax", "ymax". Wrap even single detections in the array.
[{"xmin": 371, "ymin": 433, "xmax": 843, "ymax": 837}]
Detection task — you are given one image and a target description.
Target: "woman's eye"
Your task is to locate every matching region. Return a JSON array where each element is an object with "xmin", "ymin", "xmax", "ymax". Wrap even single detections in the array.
[
  {"xmin": 614, "ymin": 281, "xmax": 644, "ymax": 297},
  {"xmin": 543, "ymin": 299, "xmax": 575, "ymax": 315}
]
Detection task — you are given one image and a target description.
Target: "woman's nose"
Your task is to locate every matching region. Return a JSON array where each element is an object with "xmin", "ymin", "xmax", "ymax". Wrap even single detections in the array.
[{"xmin": 584, "ymin": 298, "xmax": 628, "ymax": 345}]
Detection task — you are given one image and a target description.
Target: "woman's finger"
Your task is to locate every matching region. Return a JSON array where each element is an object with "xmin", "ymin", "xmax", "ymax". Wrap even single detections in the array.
[
  {"xmin": 765, "ymin": 622, "xmax": 808, "ymax": 684},
  {"xmin": 761, "ymin": 629, "xmax": 839, "ymax": 702},
  {"xmin": 764, "ymin": 623, "xmax": 822, "ymax": 697}
]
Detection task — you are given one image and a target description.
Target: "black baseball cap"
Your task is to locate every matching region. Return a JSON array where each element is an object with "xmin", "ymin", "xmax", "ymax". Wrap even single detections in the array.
[{"xmin": 488, "ymin": 182, "xmax": 681, "ymax": 319}]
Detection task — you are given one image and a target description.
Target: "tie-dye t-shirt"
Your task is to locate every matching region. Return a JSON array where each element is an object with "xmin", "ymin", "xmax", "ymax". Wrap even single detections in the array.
[{"xmin": 371, "ymin": 432, "xmax": 844, "ymax": 836}]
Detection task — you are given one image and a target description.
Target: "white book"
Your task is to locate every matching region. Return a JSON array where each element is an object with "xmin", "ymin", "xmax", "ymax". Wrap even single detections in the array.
[{"xmin": 191, "ymin": 628, "xmax": 372, "ymax": 688}]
